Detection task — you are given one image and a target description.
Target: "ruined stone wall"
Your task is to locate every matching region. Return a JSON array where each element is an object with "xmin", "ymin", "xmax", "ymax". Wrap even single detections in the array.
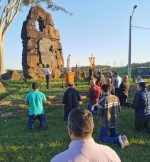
[{"xmin": 21, "ymin": 6, "xmax": 64, "ymax": 79}]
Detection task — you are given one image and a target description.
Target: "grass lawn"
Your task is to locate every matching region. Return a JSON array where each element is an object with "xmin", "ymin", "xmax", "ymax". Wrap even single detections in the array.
[{"xmin": 0, "ymin": 78, "xmax": 150, "ymax": 162}]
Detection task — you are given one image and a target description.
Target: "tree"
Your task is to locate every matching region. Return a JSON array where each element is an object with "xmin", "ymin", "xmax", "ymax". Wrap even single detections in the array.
[{"xmin": 0, "ymin": 0, "xmax": 71, "ymax": 75}]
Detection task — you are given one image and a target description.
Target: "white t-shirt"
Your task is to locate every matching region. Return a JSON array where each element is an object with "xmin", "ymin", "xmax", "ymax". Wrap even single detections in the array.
[{"xmin": 44, "ymin": 68, "xmax": 51, "ymax": 75}]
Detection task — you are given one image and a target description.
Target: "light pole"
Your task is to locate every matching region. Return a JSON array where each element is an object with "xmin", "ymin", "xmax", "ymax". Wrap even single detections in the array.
[{"xmin": 128, "ymin": 5, "xmax": 137, "ymax": 78}]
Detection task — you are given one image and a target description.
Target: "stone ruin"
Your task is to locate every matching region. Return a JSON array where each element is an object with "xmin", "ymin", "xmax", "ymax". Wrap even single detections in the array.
[
  {"xmin": 0, "ymin": 80, "xmax": 5, "ymax": 93},
  {"xmin": 21, "ymin": 6, "xmax": 64, "ymax": 79},
  {"xmin": 1, "ymin": 70, "xmax": 20, "ymax": 81}
]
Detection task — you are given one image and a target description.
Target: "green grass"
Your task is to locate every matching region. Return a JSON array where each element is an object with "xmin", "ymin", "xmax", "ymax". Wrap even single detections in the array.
[{"xmin": 0, "ymin": 78, "xmax": 150, "ymax": 162}]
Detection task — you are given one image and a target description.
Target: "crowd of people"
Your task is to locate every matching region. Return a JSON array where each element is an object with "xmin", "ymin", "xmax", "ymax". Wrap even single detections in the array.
[{"xmin": 25, "ymin": 67, "xmax": 150, "ymax": 162}]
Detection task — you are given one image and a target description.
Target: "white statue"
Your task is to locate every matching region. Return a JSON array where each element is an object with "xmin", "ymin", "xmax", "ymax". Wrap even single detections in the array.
[{"xmin": 67, "ymin": 54, "xmax": 71, "ymax": 71}]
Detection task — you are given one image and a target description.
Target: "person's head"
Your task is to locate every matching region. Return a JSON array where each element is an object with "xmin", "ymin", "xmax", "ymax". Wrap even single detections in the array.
[
  {"xmin": 32, "ymin": 82, "xmax": 39, "ymax": 90},
  {"xmin": 138, "ymin": 82, "xmax": 148, "ymax": 90},
  {"xmin": 46, "ymin": 64, "xmax": 49, "ymax": 68},
  {"xmin": 113, "ymin": 72, "xmax": 118, "ymax": 77},
  {"xmin": 106, "ymin": 78, "xmax": 112, "ymax": 85},
  {"xmin": 123, "ymin": 75, "xmax": 128, "ymax": 82},
  {"xmin": 67, "ymin": 108, "xmax": 94, "ymax": 140},
  {"xmin": 101, "ymin": 84, "xmax": 110, "ymax": 94}
]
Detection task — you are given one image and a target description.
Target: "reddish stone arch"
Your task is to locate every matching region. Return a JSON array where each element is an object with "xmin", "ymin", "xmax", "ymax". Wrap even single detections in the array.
[{"xmin": 21, "ymin": 6, "xmax": 64, "ymax": 79}]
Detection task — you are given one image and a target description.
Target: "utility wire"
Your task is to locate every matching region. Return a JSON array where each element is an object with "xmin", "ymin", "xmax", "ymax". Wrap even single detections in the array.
[{"xmin": 132, "ymin": 25, "xmax": 150, "ymax": 30}]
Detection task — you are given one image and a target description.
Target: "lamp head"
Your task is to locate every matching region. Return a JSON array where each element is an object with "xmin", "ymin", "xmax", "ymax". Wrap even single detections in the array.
[{"xmin": 134, "ymin": 5, "xmax": 137, "ymax": 9}]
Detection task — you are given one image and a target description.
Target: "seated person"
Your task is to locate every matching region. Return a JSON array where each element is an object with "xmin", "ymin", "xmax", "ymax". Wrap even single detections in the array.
[{"xmin": 25, "ymin": 82, "xmax": 47, "ymax": 131}]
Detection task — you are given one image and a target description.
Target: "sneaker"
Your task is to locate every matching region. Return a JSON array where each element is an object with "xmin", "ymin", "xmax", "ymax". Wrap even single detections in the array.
[
  {"xmin": 122, "ymin": 135, "xmax": 129, "ymax": 147},
  {"xmin": 118, "ymin": 135, "xmax": 125, "ymax": 149}
]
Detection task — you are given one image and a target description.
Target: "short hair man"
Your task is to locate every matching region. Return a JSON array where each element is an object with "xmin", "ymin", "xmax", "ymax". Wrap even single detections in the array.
[
  {"xmin": 98, "ymin": 84, "xmax": 129, "ymax": 149},
  {"xmin": 51, "ymin": 108, "xmax": 121, "ymax": 162},
  {"xmin": 133, "ymin": 81, "xmax": 150, "ymax": 132},
  {"xmin": 25, "ymin": 82, "xmax": 47, "ymax": 130},
  {"xmin": 62, "ymin": 82, "xmax": 81, "ymax": 121}
]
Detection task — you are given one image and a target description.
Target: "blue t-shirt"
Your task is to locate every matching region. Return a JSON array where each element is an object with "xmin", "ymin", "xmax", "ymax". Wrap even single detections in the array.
[{"xmin": 26, "ymin": 91, "xmax": 46, "ymax": 115}]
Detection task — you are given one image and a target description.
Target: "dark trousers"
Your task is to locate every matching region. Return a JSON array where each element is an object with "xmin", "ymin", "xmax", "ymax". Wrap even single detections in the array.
[
  {"xmin": 135, "ymin": 116, "xmax": 150, "ymax": 132},
  {"xmin": 28, "ymin": 114, "xmax": 47, "ymax": 130},
  {"xmin": 115, "ymin": 88, "xmax": 119, "ymax": 96},
  {"xmin": 46, "ymin": 75, "xmax": 50, "ymax": 89},
  {"xmin": 119, "ymin": 94, "xmax": 127, "ymax": 106}
]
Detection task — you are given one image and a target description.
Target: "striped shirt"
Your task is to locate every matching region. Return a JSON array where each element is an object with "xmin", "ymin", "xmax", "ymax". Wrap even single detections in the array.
[{"xmin": 99, "ymin": 93, "xmax": 121, "ymax": 128}]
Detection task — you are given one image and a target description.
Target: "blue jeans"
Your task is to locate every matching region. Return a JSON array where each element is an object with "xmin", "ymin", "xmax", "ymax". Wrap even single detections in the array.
[
  {"xmin": 99, "ymin": 127, "xmax": 119, "ymax": 144},
  {"xmin": 28, "ymin": 114, "xmax": 47, "ymax": 130}
]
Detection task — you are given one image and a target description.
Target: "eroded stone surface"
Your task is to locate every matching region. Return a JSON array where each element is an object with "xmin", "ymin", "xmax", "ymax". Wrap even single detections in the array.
[
  {"xmin": 0, "ymin": 81, "xmax": 5, "ymax": 93},
  {"xmin": 21, "ymin": 6, "xmax": 64, "ymax": 79},
  {"xmin": 1, "ymin": 70, "xmax": 21, "ymax": 81}
]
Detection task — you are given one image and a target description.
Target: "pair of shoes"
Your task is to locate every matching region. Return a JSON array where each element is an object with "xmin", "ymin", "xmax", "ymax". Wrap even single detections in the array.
[
  {"xmin": 118, "ymin": 135, "xmax": 125, "ymax": 149},
  {"xmin": 122, "ymin": 135, "xmax": 129, "ymax": 147}
]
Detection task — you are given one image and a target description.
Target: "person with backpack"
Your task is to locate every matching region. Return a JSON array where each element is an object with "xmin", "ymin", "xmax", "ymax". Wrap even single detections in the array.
[{"xmin": 87, "ymin": 78, "xmax": 102, "ymax": 114}]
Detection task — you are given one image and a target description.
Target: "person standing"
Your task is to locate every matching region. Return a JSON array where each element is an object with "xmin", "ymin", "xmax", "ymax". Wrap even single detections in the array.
[
  {"xmin": 51, "ymin": 108, "xmax": 121, "ymax": 162},
  {"xmin": 25, "ymin": 82, "xmax": 47, "ymax": 131},
  {"xmin": 118, "ymin": 75, "xmax": 130, "ymax": 106},
  {"xmin": 62, "ymin": 82, "xmax": 81, "ymax": 121},
  {"xmin": 113, "ymin": 72, "xmax": 122, "ymax": 96},
  {"xmin": 98, "ymin": 84, "xmax": 129, "ymax": 149},
  {"xmin": 133, "ymin": 82, "xmax": 150, "ymax": 132},
  {"xmin": 44, "ymin": 64, "xmax": 52, "ymax": 89}
]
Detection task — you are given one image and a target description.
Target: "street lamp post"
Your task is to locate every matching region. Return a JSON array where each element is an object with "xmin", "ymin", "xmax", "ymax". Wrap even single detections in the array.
[{"xmin": 128, "ymin": 5, "xmax": 137, "ymax": 78}]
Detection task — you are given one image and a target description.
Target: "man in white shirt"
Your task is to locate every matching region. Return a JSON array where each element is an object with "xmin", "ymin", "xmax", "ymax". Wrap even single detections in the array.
[
  {"xmin": 44, "ymin": 64, "xmax": 52, "ymax": 89},
  {"xmin": 113, "ymin": 72, "xmax": 122, "ymax": 96}
]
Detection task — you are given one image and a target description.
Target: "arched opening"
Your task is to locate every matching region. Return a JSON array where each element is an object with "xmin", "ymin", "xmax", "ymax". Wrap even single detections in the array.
[{"xmin": 35, "ymin": 18, "xmax": 45, "ymax": 32}]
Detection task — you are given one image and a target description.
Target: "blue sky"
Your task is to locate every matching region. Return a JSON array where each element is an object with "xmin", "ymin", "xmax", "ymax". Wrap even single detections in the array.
[{"xmin": 4, "ymin": 0, "xmax": 150, "ymax": 70}]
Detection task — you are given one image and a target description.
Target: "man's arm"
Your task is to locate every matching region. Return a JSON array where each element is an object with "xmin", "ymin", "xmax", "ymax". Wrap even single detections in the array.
[
  {"xmin": 78, "ymin": 92, "xmax": 81, "ymax": 101},
  {"xmin": 133, "ymin": 92, "xmax": 140, "ymax": 109},
  {"xmin": 42, "ymin": 93, "xmax": 47, "ymax": 104},
  {"xmin": 62, "ymin": 92, "xmax": 66, "ymax": 104}
]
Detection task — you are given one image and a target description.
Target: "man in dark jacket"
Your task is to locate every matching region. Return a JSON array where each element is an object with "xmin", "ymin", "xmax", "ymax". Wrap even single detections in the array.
[
  {"xmin": 133, "ymin": 82, "xmax": 150, "ymax": 132},
  {"xmin": 62, "ymin": 82, "xmax": 81, "ymax": 121}
]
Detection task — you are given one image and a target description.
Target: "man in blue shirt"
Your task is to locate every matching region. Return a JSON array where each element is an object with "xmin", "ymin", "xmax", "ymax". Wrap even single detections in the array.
[{"xmin": 25, "ymin": 82, "xmax": 47, "ymax": 130}]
